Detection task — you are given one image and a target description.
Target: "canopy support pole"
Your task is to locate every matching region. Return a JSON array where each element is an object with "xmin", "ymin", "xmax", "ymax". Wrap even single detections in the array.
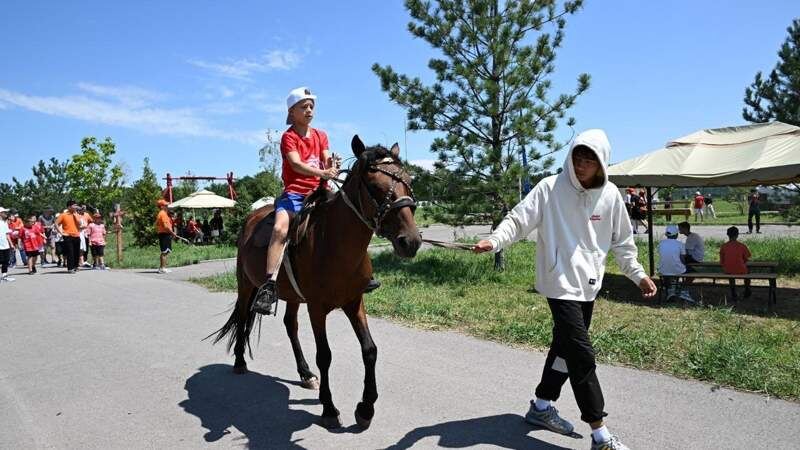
[{"xmin": 646, "ymin": 187, "xmax": 655, "ymax": 277}]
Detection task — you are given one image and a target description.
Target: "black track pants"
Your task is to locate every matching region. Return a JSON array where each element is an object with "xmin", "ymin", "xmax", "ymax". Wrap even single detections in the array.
[{"xmin": 534, "ymin": 298, "xmax": 606, "ymax": 423}]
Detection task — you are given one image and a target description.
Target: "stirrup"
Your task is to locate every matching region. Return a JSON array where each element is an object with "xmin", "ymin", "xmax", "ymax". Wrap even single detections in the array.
[{"xmin": 252, "ymin": 280, "xmax": 278, "ymax": 316}]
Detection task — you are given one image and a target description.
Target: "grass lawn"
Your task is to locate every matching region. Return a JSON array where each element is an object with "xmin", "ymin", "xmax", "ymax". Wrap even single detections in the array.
[
  {"xmin": 193, "ymin": 237, "xmax": 800, "ymax": 400},
  {"xmin": 103, "ymin": 230, "xmax": 236, "ymax": 269}
]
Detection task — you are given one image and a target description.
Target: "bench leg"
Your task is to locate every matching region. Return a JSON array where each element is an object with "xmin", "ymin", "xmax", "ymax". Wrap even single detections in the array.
[{"xmin": 768, "ymin": 279, "xmax": 777, "ymax": 314}]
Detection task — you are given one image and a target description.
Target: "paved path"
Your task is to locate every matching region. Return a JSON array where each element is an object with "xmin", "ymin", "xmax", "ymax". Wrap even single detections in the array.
[{"xmin": 1, "ymin": 261, "xmax": 798, "ymax": 450}]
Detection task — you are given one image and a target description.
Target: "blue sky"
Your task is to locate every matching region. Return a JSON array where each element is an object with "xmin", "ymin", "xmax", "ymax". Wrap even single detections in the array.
[{"xmin": 0, "ymin": 0, "xmax": 796, "ymax": 186}]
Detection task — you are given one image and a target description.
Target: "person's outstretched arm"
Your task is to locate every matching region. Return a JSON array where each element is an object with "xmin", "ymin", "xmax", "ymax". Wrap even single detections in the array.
[{"xmin": 473, "ymin": 184, "xmax": 544, "ymax": 254}]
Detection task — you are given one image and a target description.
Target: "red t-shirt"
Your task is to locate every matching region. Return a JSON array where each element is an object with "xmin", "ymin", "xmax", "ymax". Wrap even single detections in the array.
[
  {"xmin": 19, "ymin": 224, "xmax": 45, "ymax": 252},
  {"xmin": 280, "ymin": 127, "xmax": 329, "ymax": 196},
  {"xmin": 694, "ymin": 195, "xmax": 704, "ymax": 209},
  {"xmin": 720, "ymin": 240, "xmax": 751, "ymax": 275}
]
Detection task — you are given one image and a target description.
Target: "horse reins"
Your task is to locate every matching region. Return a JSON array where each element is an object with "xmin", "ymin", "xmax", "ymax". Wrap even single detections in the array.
[
  {"xmin": 333, "ymin": 156, "xmax": 417, "ymax": 239},
  {"xmin": 332, "ymin": 156, "xmax": 475, "ymax": 251}
]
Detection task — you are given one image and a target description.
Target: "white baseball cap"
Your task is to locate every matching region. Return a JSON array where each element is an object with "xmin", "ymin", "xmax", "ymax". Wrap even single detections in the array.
[
  {"xmin": 665, "ymin": 224, "xmax": 679, "ymax": 236},
  {"xmin": 0, "ymin": 207, "xmax": 7, "ymax": 213},
  {"xmin": 285, "ymin": 87, "xmax": 317, "ymax": 125}
]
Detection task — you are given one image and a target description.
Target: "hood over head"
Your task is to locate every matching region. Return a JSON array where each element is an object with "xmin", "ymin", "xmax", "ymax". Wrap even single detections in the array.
[{"xmin": 564, "ymin": 129, "xmax": 611, "ymax": 191}]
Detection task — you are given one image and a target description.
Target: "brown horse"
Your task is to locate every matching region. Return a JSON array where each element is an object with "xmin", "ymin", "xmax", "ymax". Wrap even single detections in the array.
[{"xmin": 209, "ymin": 135, "xmax": 421, "ymax": 429}]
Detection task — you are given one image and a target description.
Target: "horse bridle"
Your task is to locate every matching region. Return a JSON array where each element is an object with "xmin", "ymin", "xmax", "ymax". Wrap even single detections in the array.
[{"xmin": 336, "ymin": 156, "xmax": 416, "ymax": 238}]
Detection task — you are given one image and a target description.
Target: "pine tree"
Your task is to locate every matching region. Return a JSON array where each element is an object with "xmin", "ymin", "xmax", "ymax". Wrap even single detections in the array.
[
  {"xmin": 128, "ymin": 158, "xmax": 163, "ymax": 247},
  {"xmin": 743, "ymin": 19, "xmax": 800, "ymax": 126},
  {"xmin": 373, "ymin": 0, "xmax": 589, "ymax": 269}
]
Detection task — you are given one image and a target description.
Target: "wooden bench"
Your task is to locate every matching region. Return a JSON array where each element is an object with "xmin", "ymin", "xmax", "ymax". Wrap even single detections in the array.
[
  {"xmin": 657, "ymin": 271, "xmax": 778, "ymax": 312},
  {"xmin": 649, "ymin": 208, "xmax": 692, "ymax": 219}
]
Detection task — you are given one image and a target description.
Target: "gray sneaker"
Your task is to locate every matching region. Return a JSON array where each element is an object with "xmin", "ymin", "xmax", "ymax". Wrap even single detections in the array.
[
  {"xmin": 591, "ymin": 435, "xmax": 630, "ymax": 450},
  {"xmin": 524, "ymin": 401, "xmax": 574, "ymax": 435}
]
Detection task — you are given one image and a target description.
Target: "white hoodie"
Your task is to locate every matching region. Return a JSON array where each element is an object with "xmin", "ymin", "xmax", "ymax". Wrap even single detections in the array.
[{"xmin": 488, "ymin": 129, "xmax": 646, "ymax": 302}]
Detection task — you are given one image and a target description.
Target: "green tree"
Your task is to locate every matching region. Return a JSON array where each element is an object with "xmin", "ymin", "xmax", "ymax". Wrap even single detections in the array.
[
  {"xmin": 128, "ymin": 158, "xmax": 163, "ymax": 247},
  {"xmin": 743, "ymin": 19, "xmax": 800, "ymax": 126},
  {"xmin": 374, "ymin": 0, "xmax": 589, "ymax": 269},
  {"xmin": 66, "ymin": 137, "xmax": 125, "ymax": 213},
  {"xmin": 11, "ymin": 158, "xmax": 70, "ymax": 214}
]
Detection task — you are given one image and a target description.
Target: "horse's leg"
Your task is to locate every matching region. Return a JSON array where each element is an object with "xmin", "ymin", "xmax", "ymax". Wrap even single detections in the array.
[
  {"xmin": 283, "ymin": 301, "xmax": 319, "ymax": 389},
  {"xmin": 233, "ymin": 281, "xmax": 255, "ymax": 374},
  {"xmin": 342, "ymin": 297, "xmax": 378, "ymax": 429},
  {"xmin": 309, "ymin": 303, "xmax": 341, "ymax": 428}
]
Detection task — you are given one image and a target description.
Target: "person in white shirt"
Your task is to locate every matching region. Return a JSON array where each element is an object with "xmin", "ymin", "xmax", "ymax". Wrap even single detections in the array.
[
  {"xmin": 658, "ymin": 225, "xmax": 686, "ymax": 276},
  {"xmin": 473, "ymin": 129, "xmax": 656, "ymax": 450},
  {"xmin": 0, "ymin": 207, "xmax": 14, "ymax": 282},
  {"xmin": 678, "ymin": 221, "xmax": 704, "ymax": 266}
]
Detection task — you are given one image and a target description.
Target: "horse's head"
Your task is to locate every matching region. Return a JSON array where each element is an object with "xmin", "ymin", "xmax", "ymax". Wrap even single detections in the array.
[{"xmin": 348, "ymin": 135, "xmax": 421, "ymax": 258}]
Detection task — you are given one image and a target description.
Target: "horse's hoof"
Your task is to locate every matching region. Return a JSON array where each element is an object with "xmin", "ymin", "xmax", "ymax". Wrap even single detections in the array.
[
  {"xmin": 355, "ymin": 411, "xmax": 372, "ymax": 429},
  {"xmin": 301, "ymin": 376, "xmax": 320, "ymax": 390},
  {"xmin": 232, "ymin": 365, "xmax": 248, "ymax": 374},
  {"xmin": 320, "ymin": 414, "xmax": 342, "ymax": 429}
]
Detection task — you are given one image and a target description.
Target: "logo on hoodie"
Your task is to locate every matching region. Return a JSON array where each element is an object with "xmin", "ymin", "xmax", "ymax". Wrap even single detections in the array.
[{"xmin": 590, "ymin": 214, "xmax": 602, "ymax": 221}]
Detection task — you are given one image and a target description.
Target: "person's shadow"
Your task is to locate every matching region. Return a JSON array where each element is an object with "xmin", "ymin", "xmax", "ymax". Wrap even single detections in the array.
[
  {"xmin": 384, "ymin": 413, "xmax": 578, "ymax": 449},
  {"xmin": 179, "ymin": 364, "xmax": 318, "ymax": 449}
]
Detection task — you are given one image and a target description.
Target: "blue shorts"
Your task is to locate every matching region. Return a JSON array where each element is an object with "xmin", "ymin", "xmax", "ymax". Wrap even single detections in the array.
[{"xmin": 275, "ymin": 192, "xmax": 305, "ymax": 215}]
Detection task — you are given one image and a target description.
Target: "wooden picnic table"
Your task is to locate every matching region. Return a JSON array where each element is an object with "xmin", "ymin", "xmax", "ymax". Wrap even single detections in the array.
[{"xmin": 660, "ymin": 261, "xmax": 780, "ymax": 311}]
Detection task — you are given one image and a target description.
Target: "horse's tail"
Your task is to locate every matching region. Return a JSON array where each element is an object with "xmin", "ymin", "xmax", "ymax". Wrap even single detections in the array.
[{"xmin": 204, "ymin": 254, "xmax": 260, "ymax": 358}]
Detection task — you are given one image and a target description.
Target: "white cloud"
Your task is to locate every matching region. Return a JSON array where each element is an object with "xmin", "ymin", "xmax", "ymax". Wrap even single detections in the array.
[
  {"xmin": 410, "ymin": 159, "xmax": 437, "ymax": 171},
  {"xmin": 188, "ymin": 49, "xmax": 302, "ymax": 80},
  {"xmin": 0, "ymin": 87, "xmax": 263, "ymax": 145},
  {"xmin": 76, "ymin": 82, "xmax": 163, "ymax": 107}
]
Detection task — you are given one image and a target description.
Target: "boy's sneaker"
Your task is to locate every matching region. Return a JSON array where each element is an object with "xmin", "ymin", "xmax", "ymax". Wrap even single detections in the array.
[
  {"xmin": 100, "ymin": 264, "xmax": 108, "ymax": 271},
  {"xmin": 524, "ymin": 401, "xmax": 574, "ymax": 435},
  {"xmin": 252, "ymin": 280, "xmax": 277, "ymax": 315},
  {"xmin": 157, "ymin": 268, "xmax": 171, "ymax": 274},
  {"xmin": 591, "ymin": 435, "xmax": 629, "ymax": 450},
  {"xmin": 1, "ymin": 276, "xmax": 15, "ymax": 282}
]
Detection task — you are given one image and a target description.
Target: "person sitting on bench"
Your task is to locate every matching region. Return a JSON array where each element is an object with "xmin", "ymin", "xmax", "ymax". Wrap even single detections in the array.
[
  {"xmin": 720, "ymin": 226, "xmax": 752, "ymax": 300},
  {"xmin": 658, "ymin": 224, "xmax": 693, "ymax": 302}
]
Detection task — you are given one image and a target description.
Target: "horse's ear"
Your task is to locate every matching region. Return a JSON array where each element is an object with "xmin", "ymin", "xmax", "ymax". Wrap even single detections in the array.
[
  {"xmin": 390, "ymin": 142, "xmax": 400, "ymax": 159},
  {"xmin": 351, "ymin": 135, "xmax": 366, "ymax": 157}
]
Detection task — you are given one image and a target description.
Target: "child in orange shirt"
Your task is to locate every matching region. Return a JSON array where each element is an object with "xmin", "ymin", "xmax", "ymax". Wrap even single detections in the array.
[
  {"xmin": 719, "ymin": 226, "xmax": 752, "ymax": 300},
  {"xmin": 19, "ymin": 215, "xmax": 46, "ymax": 274}
]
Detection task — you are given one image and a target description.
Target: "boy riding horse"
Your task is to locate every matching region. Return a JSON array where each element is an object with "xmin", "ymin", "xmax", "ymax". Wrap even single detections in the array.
[{"xmin": 252, "ymin": 87, "xmax": 380, "ymax": 315}]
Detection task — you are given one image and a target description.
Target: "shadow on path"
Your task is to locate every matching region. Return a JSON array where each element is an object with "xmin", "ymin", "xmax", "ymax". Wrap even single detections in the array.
[
  {"xmin": 384, "ymin": 413, "xmax": 576, "ymax": 450},
  {"xmin": 179, "ymin": 364, "xmax": 318, "ymax": 449}
]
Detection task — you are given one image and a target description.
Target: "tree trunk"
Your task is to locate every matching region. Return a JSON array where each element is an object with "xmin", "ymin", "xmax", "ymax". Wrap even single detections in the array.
[{"xmin": 492, "ymin": 205, "xmax": 507, "ymax": 272}]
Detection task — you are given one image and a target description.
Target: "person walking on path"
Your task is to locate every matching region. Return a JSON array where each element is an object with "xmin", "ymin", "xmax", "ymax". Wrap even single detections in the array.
[
  {"xmin": 0, "ymin": 207, "xmax": 14, "ymax": 282},
  {"xmin": 87, "ymin": 212, "xmax": 107, "ymax": 270},
  {"xmin": 39, "ymin": 206, "xmax": 56, "ymax": 265},
  {"xmin": 55, "ymin": 200, "xmax": 82, "ymax": 273},
  {"xmin": 155, "ymin": 199, "xmax": 179, "ymax": 274},
  {"xmin": 693, "ymin": 191, "xmax": 704, "ymax": 222},
  {"xmin": 7, "ymin": 209, "xmax": 27, "ymax": 268},
  {"xmin": 19, "ymin": 214, "xmax": 45, "ymax": 275},
  {"xmin": 473, "ymin": 129, "xmax": 657, "ymax": 450},
  {"xmin": 747, "ymin": 189, "xmax": 761, "ymax": 234},
  {"xmin": 703, "ymin": 193, "xmax": 716, "ymax": 219}
]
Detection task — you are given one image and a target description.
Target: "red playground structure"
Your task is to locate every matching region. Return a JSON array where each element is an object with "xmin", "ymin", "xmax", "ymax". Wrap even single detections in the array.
[{"xmin": 163, "ymin": 172, "xmax": 237, "ymax": 203}]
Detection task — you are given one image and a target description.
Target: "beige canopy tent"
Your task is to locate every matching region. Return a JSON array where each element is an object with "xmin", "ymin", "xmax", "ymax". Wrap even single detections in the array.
[
  {"xmin": 607, "ymin": 121, "xmax": 800, "ymax": 276},
  {"xmin": 608, "ymin": 121, "xmax": 800, "ymax": 188},
  {"xmin": 169, "ymin": 189, "xmax": 237, "ymax": 209}
]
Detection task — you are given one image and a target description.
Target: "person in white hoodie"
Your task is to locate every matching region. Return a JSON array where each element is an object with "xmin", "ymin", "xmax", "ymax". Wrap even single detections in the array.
[{"xmin": 474, "ymin": 129, "xmax": 656, "ymax": 450}]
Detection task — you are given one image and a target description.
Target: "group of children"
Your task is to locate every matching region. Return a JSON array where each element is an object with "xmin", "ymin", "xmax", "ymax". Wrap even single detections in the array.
[
  {"xmin": 659, "ymin": 223, "xmax": 753, "ymax": 301},
  {"xmin": 0, "ymin": 201, "xmax": 109, "ymax": 282}
]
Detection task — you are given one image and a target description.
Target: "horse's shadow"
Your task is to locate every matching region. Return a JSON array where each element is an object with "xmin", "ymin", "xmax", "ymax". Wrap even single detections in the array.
[
  {"xmin": 178, "ymin": 364, "xmax": 318, "ymax": 449},
  {"xmin": 384, "ymin": 413, "xmax": 577, "ymax": 450}
]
